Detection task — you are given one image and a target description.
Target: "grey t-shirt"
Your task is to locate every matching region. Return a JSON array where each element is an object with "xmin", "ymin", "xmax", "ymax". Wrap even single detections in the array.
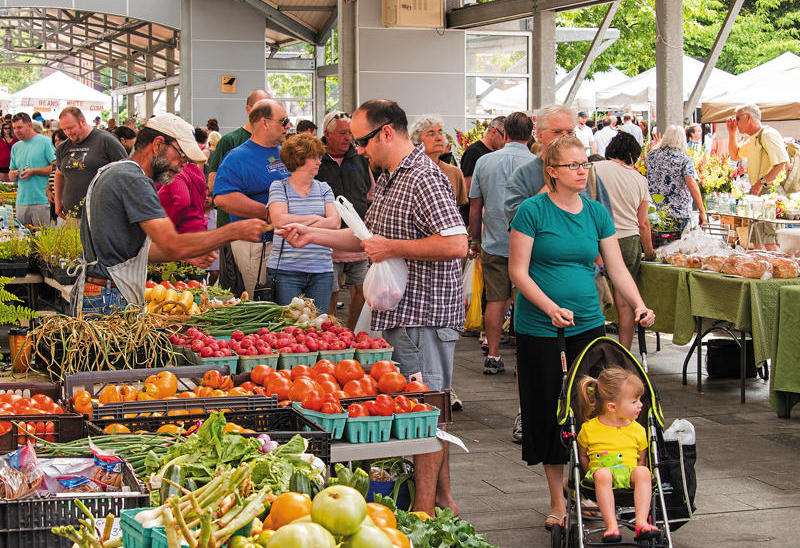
[
  {"xmin": 56, "ymin": 128, "xmax": 128, "ymax": 217},
  {"xmin": 81, "ymin": 161, "xmax": 166, "ymax": 279}
]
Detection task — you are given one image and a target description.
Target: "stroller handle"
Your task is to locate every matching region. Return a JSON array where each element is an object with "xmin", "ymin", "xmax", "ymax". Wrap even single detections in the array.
[
  {"xmin": 637, "ymin": 313, "xmax": 648, "ymax": 356},
  {"xmin": 557, "ymin": 327, "xmax": 567, "ymax": 374}
]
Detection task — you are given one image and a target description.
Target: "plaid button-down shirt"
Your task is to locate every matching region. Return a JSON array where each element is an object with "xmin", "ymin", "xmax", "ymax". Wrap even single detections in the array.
[{"xmin": 365, "ymin": 144, "xmax": 466, "ymax": 331}]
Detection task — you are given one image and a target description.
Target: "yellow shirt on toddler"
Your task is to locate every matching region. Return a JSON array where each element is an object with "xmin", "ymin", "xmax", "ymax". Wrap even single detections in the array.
[{"xmin": 577, "ymin": 417, "xmax": 647, "ymax": 471}]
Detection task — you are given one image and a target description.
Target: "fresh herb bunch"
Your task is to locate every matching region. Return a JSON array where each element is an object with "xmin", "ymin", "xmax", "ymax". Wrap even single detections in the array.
[
  {"xmin": 0, "ymin": 276, "xmax": 36, "ymax": 325},
  {"xmin": 0, "ymin": 232, "xmax": 32, "ymax": 259},
  {"xmin": 150, "ymin": 261, "xmax": 206, "ymax": 283},
  {"xmin": 32, "ymin": 224, "xmax": 82, "ymax": 266}
]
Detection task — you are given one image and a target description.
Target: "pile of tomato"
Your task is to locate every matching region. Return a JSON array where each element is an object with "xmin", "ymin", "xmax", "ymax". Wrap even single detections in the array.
[
  {"xmin": 145, "ymin": 279, "xmax": 203, "ymax": 291},
  {"xmin": 0, "ymin": 392, "xmax": 65, "ymax": 443}
]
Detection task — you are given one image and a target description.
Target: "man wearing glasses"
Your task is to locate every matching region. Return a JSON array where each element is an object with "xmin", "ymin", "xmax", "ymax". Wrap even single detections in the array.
[
  {"xmin": 214, "ymin": 99, "xmax": 291, "ymax": 296},
  {"xmin": 279, "ymin": 100, "xmax": 467, "ymax": 516}
]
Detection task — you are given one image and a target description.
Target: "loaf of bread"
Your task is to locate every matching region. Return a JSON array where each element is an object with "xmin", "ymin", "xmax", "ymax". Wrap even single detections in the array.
[
  {"xmin": 672, "ymin": 254, "xmax": 689, "ymax": 267},
  {"xmin": 721, "ymin": 255, "xmax": 745, "ymax": 275},
  {"xmin": 701, "ymin": 256, "xmax": 725, "ymax": 272},
  {"xmin": 738, "ymin": 259, "xmax": 772, "ymax": 279},
  {"xmin": 771, "ymin": 258, "xmax": 799, "ymax": 278},
  {"xmin": 686, "ymin": 255, "xmax": 703, "ymax": 269}
]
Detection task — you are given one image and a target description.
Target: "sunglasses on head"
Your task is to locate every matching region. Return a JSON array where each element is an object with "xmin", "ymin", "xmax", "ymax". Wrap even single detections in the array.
[{"xmin": 354, "ymin": 121, "xmax": 391, "ymax": 148}]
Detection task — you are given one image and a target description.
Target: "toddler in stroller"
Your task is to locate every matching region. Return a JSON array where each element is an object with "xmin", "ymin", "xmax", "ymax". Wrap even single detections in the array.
[{"xmin": 576, "ymin": 368, "xmax": 660, "ymax": 543}]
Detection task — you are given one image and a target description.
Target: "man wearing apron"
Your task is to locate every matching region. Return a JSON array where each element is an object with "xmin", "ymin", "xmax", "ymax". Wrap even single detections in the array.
[{"xmin": 70, "ymin": 114, "xmax": 269, "ymax": 315}]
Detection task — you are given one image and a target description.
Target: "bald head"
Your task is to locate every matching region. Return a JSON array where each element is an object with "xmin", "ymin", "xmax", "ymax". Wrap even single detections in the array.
[{"xmin": 246, "ymin": 89, "xmax": 271, "ymax": 110}]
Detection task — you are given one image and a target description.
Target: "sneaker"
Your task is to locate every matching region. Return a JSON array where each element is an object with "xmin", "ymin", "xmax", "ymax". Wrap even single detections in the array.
[
  {"xmin": 450, "ymin": 389, "xmax": 463, "ymax": 411},
  {"xmin": 512, "ymin": 412, "xmax": 522, "ymax": 443},
  {"xmin": 483, "ymin": 356, "xmax": 505, "ymax": 375}
]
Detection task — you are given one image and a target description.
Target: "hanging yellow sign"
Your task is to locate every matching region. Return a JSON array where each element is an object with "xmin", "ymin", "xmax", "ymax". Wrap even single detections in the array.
[{"xmin": 221, "ymin": 75, "xmax": 237, "ymax": 94}]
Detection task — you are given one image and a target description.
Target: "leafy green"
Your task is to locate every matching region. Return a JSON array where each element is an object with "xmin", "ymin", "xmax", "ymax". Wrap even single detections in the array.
[
  {"xmin": 251, "ymin": 434, "xmax": 314, "ymax": 493},
  {"xmin": 374, "ymin": 494, "xmax": 497, "ymax": 548}
]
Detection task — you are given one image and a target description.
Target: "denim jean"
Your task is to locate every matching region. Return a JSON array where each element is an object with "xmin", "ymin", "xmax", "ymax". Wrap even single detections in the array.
[
  {"xmin": 267, "ymin": 269, "xmax": 334, "ymax": 313},
  {"xmin": 73, "ymin": 286, "xmax": 128, "ymax": 316}
]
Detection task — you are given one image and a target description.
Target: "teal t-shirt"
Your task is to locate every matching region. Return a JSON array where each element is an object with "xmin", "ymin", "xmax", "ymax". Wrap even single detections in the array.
[
  {"xmin": 510, "ymin": 193, "xmax": 615, "ymax": 337},
  {"xmin": 9, "ymin": 135, "xmax": 56, "ymax": 206}
]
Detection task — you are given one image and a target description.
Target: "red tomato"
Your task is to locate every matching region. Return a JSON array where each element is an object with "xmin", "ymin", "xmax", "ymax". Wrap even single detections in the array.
[
  {"xmin": 317, "ymin": 380, "xmax": 340, "ymax": 395},
  {"xmin": 174, "ymin": 281, "xmax": 188, "ymax": 291},
  {"xmin": 313, "ymin": 360, "xmax": 336, "ymax": 377},
  {"xmin": 370, "ymin": 360, "xmax": 399, "ymax": 381},
  {"xmin": 359, "ymin": 376, "xmax": 378, "ymax": 396},
  {"xmin": 313, "ymin": 373, "xmax": 338, "ymax": 386},
  {"xmin": 393, "ymin": 395, "xmax": 413, "ymax": 413},
  {"xmin": 371, "ymin": 395, "xmax": 395, "ymax": 416},
  {"xmin": 290, "ymin": 365, "xmax": 314, "ymax": 381},
  {"xmin": 343, "ymin": 380, "xmax": 366, "ymax": 398},
  {"xmin": 301, "ymin": 391, "xmax": 324, "ymax": 412},
  {"xmin": 331, "ymin": 390, "xmax": 348, "ymax": 401},
  {"xmin": 250, "ymin": 364, "xmax": 274, "ymax": 387},
  {"xmin": 404, "ymin": 381, "xmax": 430, "ymax": 393},
  {"xmin": 347, "ymin": 403, "xmax": 369, "ymax": 418},
  {"xmin": 413, "ymin": 403, "xmax": 433, "ymax": 412},
  {"xmin": 13, "ymin": 398, "xmax": 33, "ymax": 415},
  {"xmin": 239, "ymin": 381, "xmax": 257, "ymax": 393},
  {"xmin": 266, "ymin": 376, "xmax": 292, "ymax": 400},
  {"xmin": 146, "ymin": 280, "xmax": 156, "ymax": 288},
  {"xmin": 320, "ymin": 401, "xmax": 343, "ymax": 414},
  {"xmin": 377, "ymin": 372, "xmax": 407, "ymax": 394},
  {"xmin": 0, "ymin": 393, "xmax": 21, "ymax": 405},
  {"xmin": 289, "ymin": 377, "xmax": 322, "ymax": 402},
  {"xmin": 0, "ymin": 402, "xmax": 13, "ymax": 413},
  {"xmin": 335, "ymin": 359, "xmax": 365, "ymax": 386},
  {"xmin": 159, "ymin": 280, "xmax": 174, "ymax": 289},
  {"xmin": 187, "ymin": 280, "xmax": 203, "ymax": 289}
]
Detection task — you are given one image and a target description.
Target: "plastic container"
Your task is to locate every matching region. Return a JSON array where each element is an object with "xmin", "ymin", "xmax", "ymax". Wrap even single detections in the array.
[
  {"xmin": 354, "ymin": 347, "xmax": 394, "ymax": 367},
  {"xmin": 316, "ymin": 348, "xmax": 355, "ymax": 362},
  {"xmin": 0, "ymin": 412, "xmax": 85, "ymax": 454},
  {"xmin": 121, "ymin": 507, "xmax": 164, "ymax": 548},
  {"xmin": 392, "ymin": 406, "xmax": 440, "ymax": 439},
  {"xmin": 0, "ymin": 258, "xmax": 28, "ymax": 278},
  {"xmin": 278, "ymin": 351, "xmax": 318, "ymax": 370},
  {"xmin": 238, "ymin": 353, "xmax": 279, "ymax": 373},
  {"xmin": 185, "ymin": 352, "xmax": 240, "ymax": 374},
  {"xmin": 292, "ymin": 402, "xmax": 347, "ymax": 439},
  {"xmin": 343, "ymin": 414, "xmax": 393, "ymax": 443}
]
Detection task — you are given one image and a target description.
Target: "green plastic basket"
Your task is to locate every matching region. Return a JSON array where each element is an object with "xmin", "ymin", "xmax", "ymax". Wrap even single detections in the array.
[
  {"xmin": 355, "ymin": 347, "xmax": 395, "ymax": 367},
  {"xmin": 277, "ymin": 351, "xmax": 318, "ymax": 370},
  {"xmin": 344, "ymin": 414, "xmax": 393, "ymax": 443},
  {"xmin": 121, "ymin": 508, "xmax": 163, "ymax": 548},
  {"xmin": 292, "ymin": 402, "xmax": 347, "ymax": 439},
  {"xmin": 185, "ymin": 351, "xmax": 239, "ymax": 373},
  {"xmin": 316, "ymin": 348, "xmax": 355, "ymax": 362},
  {"xmin": 238, "ymin": 353, "xmax": 280, "ymax": 373},
  {"xmin": 392, "ymin": 406, "xmax": 440, "ymax": 439}
]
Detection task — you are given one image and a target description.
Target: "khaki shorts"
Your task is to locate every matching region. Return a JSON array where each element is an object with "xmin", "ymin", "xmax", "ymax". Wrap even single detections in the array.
[
  {"xmin": 333, "ymin": 260, "xmax": 368, "ymax": 291},
  {"xmin": 480, "ymin": 249, "xmax": 512, "ymax": 302},
  {"xmin": 617, "ymin": 235, "xmax": 642, "ymax": 279},
  {"xmin": 230, "ymin": 240, "xmax": 273, "ymax": 297}
]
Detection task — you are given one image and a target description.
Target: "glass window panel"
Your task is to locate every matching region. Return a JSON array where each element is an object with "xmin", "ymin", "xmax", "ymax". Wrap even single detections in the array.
[
  {"xmin": 267, "ymin": 72, "xmax": 312, "ymax": 102},
  {"xmin": 466, "ymin": 34, "xmax": 528, "ymax": 75},
  {"xmin": 466, "ymin": 76, "xmax": 528, "ymax": 117},
  {"xmin": 282, "ymin": 100, "xmax": 313, "ymax": 123}
]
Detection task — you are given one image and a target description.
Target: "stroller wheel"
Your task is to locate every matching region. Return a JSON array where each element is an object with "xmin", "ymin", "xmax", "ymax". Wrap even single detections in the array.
[
  {"xmin": 550, "ymin": 524, "xmax": 564, "ymax": 548},
  {"xmin": 567, "ymin": 523, "xmax": 580, "ymax": 548}
]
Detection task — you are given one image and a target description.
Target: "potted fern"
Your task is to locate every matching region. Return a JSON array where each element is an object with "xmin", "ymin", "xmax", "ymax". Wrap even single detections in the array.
[
  {"xmin": 0, "ymin": 231, "xmax": 32, "ymax": 277},
  {"xmin": 0, "ymin": 276, "xmax": 37, "ymax": 373}
]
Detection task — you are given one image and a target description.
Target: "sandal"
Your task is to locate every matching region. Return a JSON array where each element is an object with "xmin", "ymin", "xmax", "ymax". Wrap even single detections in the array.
[
  {"xmin": 545, "ymin": 514, "xmax": 565, "ymax": 531},
  {"xmin": 634, "ymin": 524, "xmax": 660, "ymax": 541},
  {"xmin": 581, "ymin": 499, "xmax": 602, "ymax": 518},
  {"xmin": 602, "ymin": 527, "xmax": 621, "ymax": 543}
]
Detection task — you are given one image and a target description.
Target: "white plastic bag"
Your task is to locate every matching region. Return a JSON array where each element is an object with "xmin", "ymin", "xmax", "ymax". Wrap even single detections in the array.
[
  {"xmin": 334, "ymin": 196, "xmax": 409, "ymax": 311},
  {"xmin": 353, "ymin": 303, "xmax": 381, "ymax": 338},
  {"xmin": 663, "ymin": 419, "xmax": 696, "ymax": 445},
  {"xmin": 462, "ymin": 258, "xmax": 475, "ymax": 306}
]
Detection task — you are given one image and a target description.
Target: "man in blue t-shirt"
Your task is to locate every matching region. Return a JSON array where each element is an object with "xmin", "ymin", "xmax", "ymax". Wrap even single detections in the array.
[
  {"xmin": 214, "ymin": 99, "xmax": 291, "ymax": 296},
  {"xmin": 9, "ymin": 112, "xmax": 56, "ymax": 226}
]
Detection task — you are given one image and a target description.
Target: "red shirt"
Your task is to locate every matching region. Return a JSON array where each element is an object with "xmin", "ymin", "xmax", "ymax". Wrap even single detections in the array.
[
  {"xmin": 155, "ymin": 163, "xmax": 209, "ymax": 233},
  {"xmin": 0, "ymin": 137, "xmax": 19, "ymax": 169}
]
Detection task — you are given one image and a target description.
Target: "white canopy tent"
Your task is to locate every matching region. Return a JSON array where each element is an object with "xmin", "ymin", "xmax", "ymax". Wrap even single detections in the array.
[
  {"xmin": 11, "ymin": 71, "xmax": 111, "ymax": 116},
  {"xmin": 595, "ymin": 55, "xmax": 735, "ymax": 111},
  {"xmin": 555, "ymin": 66, "xmax": 630, "ymax": 112},
  {"xmin": 0, "ymin": 89, "xmax": 11, "ymax": 113}
]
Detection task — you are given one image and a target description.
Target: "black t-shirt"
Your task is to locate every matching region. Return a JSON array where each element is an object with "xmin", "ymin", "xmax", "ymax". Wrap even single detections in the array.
[
  {"xmin": 81, "ymin": 161, "xmax": 166, "ymax": 279},
  {"xmin": 56, "ymin": 128, "xmax": 129, "ymax": 217},
  {"xmin": 460, "ymin": 140, "xmax": 492, "ymax": 178}
]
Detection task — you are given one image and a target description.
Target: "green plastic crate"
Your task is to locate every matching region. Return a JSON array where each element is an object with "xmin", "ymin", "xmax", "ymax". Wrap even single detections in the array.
[
  {"xmin": 186, "ymin": 350, "xmax": 239, "ymax": 373},
  {"xmin": 355, "ymin": 347, "xmax": 394, "ymax": 367},
  {"xmin": 344, "ymin": 414, "xmax": 393, "ymax": 443},
  {"xmin": 392, "ymin": 406, "xmax": 440, "ymax": 439},
  {"xmin": 292, "ymin": 402, "xmax": 347, "ymax": 439},
  {"xmin": 238, "ymin": 353, "xmax": 279, "ymax": 373},
  {"xmin": 277, "ymin": 351, "xmax": 318, "ymax": 370},
  {"xmin": 121, "ymin": 508, "xmax": 164, "ymax": 548},
  {"xmin": 316, "ymin": 348, "xmax": 355, "ymax": 362}
]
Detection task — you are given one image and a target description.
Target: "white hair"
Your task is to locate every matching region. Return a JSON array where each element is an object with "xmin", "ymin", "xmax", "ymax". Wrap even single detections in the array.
[
  {"xmin": 410, "ymin": 114, "xmax": 444, "ymax": 145},
  {"xmin": 536, "ymin": 104, "xmax": 575, "ymax": 130},
  {"xmin": 655, "ymin": 125, "xmax": 688, "ymax": 152},
  {"xmin": 736, "ymin": 103, "xmax": 761, "ymax": 122},
  {"xmin": 322, "ymin": 111, "xmax": 350, "ymax": 133}
]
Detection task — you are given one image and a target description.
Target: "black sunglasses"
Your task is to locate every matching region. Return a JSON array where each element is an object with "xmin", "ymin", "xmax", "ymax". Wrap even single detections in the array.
[
  {"xmin": 354, "ymin": 121, "xmax": 391, "ymax": 148},
  {"xmin": 269, "ymin": 117, "xmax": 290, "ymax": 127}
]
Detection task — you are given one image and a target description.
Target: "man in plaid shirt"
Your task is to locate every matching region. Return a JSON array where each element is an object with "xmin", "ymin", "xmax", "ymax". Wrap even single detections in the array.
[{"xmin": 279, "ymin": 99, "xmax": 467, "ymax": 515}]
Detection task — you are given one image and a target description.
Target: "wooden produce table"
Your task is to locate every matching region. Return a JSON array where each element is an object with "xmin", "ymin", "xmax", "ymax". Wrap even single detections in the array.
[
  {"xmin": 6, "ymin": 272, "xmax": 43, "ymax": 307},
  {"xmin": 636, "ymin": 262, "xmax": 800, "ymax": 404}
]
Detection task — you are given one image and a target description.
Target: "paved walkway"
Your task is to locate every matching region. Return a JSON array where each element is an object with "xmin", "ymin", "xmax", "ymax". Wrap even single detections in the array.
[{"xmin": 448, "ymin": 332, "xmax": 800, "ymax": 548}]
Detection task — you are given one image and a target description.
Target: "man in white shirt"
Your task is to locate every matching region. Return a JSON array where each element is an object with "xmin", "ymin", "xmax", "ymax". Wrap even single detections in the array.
[
  {"xmin": 620, "ymin": 113, "xmax": 644, "ymax": 146},
  {"xmin": 574, "ymin": 111, "xmax": 596, "ymax": 156},
  {"xmin": 594, "ymin": 116, "xmax": 618, "ymax": 157}
]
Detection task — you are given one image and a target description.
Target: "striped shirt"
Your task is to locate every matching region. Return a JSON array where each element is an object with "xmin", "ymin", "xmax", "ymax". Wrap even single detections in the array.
[{"xmin": 267, "ymin": 179, "xmax": 334, "ymax": 273}]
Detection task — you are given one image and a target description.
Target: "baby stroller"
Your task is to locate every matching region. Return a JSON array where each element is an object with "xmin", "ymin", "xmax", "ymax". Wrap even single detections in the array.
[{"xmin": 551, "ymin": 326, "xmax": 695, "ymax": 547}]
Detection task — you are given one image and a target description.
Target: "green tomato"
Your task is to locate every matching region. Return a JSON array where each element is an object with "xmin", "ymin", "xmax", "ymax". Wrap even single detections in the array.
[
  {"xmin": 310, "ymin": 485, "xmax": 367, "ymax": 537},
  {"xmin": 342, "ymin": 525, "xmax": 393, "ymax": 548},
  {"xmin": 228, "ymin": 535, "xmax": 256, "ymax": 548},
  {"xmin": 266, "ymin": 522, "xmax": 336, "ymax": 548},
  {"xmin": 256, "ymin": 530, "xmax": 275, "ymax": 547}
]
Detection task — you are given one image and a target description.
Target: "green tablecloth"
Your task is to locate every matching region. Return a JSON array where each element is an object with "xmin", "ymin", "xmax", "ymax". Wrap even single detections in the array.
[{"xmin": 772, "ymin": 286, "xmax": 800, "ymax": 417}]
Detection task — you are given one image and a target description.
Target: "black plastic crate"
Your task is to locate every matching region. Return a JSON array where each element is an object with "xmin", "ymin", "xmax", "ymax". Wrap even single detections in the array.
[
  {"xmin": 0, "ymin": 382, "xmax": 62, "ymax": 402},
  {"xmin": 94, "ymin": 394, "xmax": 278, "ymax": 419},
  {"xmin": 0, "ymin": 413, "xmax": 85, "ymax": 454},
  {"xmin": 88, "ymin": 407, "xmax": 331, "ymax": 464},
  {"xmin": 0, "ymin": 258, "xmax": 29, "ymax": 278},
  {"xmin": 0, "ymin": 457, "xmax": 148, "ymax": 548},
  {"xmin": 652, "ymin": 230, "xmax": 682, "ymax": 249}
]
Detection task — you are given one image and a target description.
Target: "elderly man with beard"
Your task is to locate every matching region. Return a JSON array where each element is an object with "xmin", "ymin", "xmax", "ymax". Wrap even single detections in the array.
[{"xmin": 72, "ymin": 114, "xmax": 268, "ymax": 315}]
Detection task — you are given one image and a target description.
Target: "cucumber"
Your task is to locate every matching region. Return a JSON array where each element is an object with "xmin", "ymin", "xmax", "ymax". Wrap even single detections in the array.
[
  {"xmin": 159, "ymin": 463, "xmax": 184, "ymax": 505},
  {"xmin": 289, "ymin": 470, "xmax": 311, "ymax": 495}
]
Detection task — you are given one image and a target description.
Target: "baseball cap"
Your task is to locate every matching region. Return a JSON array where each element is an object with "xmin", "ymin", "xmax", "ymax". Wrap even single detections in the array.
[
  {"xmin": 144, "ymin": 113, "xmax": 205, "ymax": 163},
  {"xmin": 578, "ymin": 111, "xmax": 588, "ymax": 117}
]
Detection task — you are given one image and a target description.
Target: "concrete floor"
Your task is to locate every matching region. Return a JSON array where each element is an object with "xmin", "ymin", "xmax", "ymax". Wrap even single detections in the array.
[{"xmin": 446, "ymin": 331, "xmax": 800, "ymax": 548}]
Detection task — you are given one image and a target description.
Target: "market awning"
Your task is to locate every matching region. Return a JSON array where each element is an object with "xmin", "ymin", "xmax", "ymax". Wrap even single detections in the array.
[{"xmin": 11, "ymin": 70, "xmax": 111, "ymax": 114}]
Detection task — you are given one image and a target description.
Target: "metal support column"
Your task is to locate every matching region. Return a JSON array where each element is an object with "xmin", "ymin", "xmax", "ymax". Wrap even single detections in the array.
[
  {"xmin": 531, "ymin": 9, "xmax": 556, "ymax": 109},
  {"xmin": 111, "ymin": 66, "xmax": 119, "ymax": 118},
  {"xmin": 180, "ymin": 0, "xmax": 193, "ymax": 123},
  {"xmin": 166, "ymin": 47, "xmax": 176, "ymax": 114},
  {"xmin": 313, "ymin": 45, "xmax": 326, "ymax": 128},
  {"xmin": 145, "ymin": 54, "xmax": 155, "ymax": 118},
  {"xmin": 655, "ymin": 0, "xmax": 683, "ymax": 131},
  {"xmin": 126, "ymin": 57, "xmax": 136, "ymax": 122},
  {"xmin": 337, "ymin": 0, "xmax": 356, "ymax": 113},
  {"xmin": 683, "ymin": 0, "xmax": 744, "ymax": 120},
  {"xmin": 565, "ymin": 1, "xmax": 620, "ymax": 106}
]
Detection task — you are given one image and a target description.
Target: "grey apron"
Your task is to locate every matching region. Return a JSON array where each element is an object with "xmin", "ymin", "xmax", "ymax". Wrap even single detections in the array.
[{"xmin": 69, "ymin": 160, "xmax": 151, "ymax": 315}]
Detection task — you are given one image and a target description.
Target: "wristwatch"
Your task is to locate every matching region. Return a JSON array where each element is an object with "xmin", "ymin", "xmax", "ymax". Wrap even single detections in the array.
[{"xmin": 759, "ymin": 177, "xmax": 767, "ymax": 187}]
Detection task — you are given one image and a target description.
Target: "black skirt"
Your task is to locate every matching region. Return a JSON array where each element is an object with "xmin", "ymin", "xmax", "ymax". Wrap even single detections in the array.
[{"xmin": 517, "ymin": 325, "xmax": 605, "ymax": 466}]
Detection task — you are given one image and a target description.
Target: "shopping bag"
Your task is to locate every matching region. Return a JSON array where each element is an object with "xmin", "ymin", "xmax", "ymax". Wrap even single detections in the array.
[
  {"xmin": 334, "ymin": 196, "xmax": 409, "ymax": 311},
  {"xmin": 354, "ymin": 303, "xmax": 381, "ymax": 339},
  {"xmin": 464, "ymin": 258, "xmax": 484, "ymax": 331},
  {"xmin": 462, "ymin": 258, "xmax": 475, "ymax": 306}
]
